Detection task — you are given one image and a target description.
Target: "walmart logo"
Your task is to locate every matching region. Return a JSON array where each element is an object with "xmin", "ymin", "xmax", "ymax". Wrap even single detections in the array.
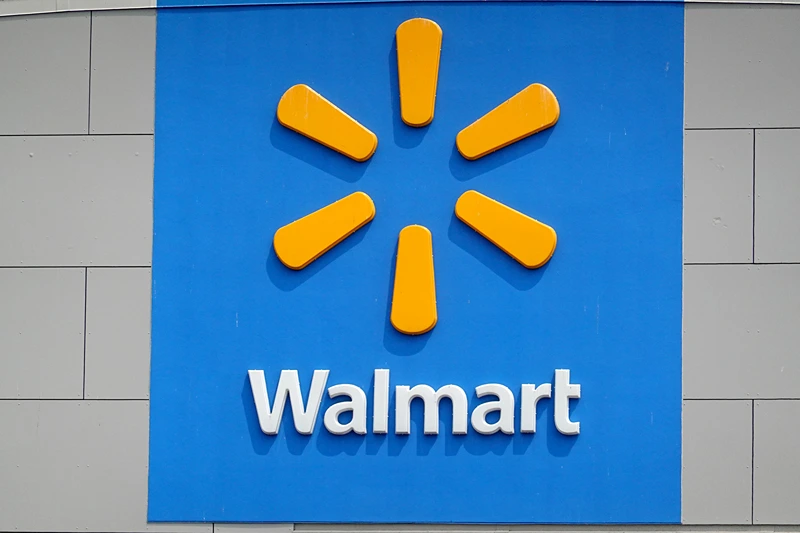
[{"xmin": 272, "ymin": 18, "xmax": 560, "ymax": 335}]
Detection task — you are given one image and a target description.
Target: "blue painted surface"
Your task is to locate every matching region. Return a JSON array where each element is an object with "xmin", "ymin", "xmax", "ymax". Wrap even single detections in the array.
[
  {"xmin": 159, "ymin": 0, "xmax": 677, "ymax": 6},
  {"xmin": 149, "ymin": 2, "xmax": 683, "ymax": 523}
]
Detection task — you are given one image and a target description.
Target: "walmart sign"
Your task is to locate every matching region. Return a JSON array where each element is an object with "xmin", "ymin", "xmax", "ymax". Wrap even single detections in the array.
[
  {"xmin": 248, "ymin": 369, "xmax": 581, "ymax": 436},
  {"xmin": 148, "ymin": 1, "xmax": 683, "ymax": 524}
]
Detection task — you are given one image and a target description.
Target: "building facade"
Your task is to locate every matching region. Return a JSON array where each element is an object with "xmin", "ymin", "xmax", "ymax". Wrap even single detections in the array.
[{"xmin": 1, "ymin": 0, "xmax": 799, "ymax": 530}]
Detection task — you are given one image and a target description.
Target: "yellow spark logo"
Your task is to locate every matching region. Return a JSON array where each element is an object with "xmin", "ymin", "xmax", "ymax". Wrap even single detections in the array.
[{"xmin": 273, "ymin": 18, "xmax": 559, "ymax": 336}]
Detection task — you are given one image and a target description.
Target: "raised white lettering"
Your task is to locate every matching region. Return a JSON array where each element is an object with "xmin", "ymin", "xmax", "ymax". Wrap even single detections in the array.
[
  {"xmin": 471, "ymin": 383, "xmax": 515, "ymax": 435},
  {"xmin": 520, "ymin": 383, "xmax": 551, "ymax": 433},
  {"xmin": 324, "ymin": 384, "xmax": 367, "ymax": 435},
  {"xmin": 395, "ymin": 384, "xmax": 468, "ymax": 435},
  {"xmin": 373, "ymin": 369, "xmax": 390, "ymax": 434},
  {"xmin": 247, "ymin": 369, "xmax": 582, "ymax": 437},
  {"xmin": 248, "ymin": 369, "xmax": 328, "ymax": 435},
  {"xmin": 554, "ymin": 369, "xmax": 580, "ymax": 435}
]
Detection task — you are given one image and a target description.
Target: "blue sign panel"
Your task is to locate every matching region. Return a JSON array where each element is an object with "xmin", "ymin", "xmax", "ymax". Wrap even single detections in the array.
[
  {"xmin": 159, "ymin": 0, "xmax": 678, "ymax": 5},
  {"xmin": 149, "ymin": 2, "xmax": 683, "ymax": 523}
]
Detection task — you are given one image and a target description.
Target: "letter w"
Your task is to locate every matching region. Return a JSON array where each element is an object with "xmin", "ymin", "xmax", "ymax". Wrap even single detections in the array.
[{"xmin": 248, "ymin": 369, "xmax": 329, "ymax": 435}]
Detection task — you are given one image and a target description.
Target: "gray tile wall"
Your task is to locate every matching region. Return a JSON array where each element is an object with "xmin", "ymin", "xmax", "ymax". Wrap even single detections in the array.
[
  {"xmin": 682, "ymin": 4, "xmax": 800, "ymax": 525},
  {"xmin": 0, "ymin": 268, "xmax": 85, "ymax": 399},
  {"xmin": 0, "ymin": 3, "xmax": 799, "ymax": 531},
  {"xmin": 754, "ymin": 401, "xmax": 800, "ymax": 524},
  {"xmin": 89, "ymin": 10, "xmax": 156, "ymax": 134},
  {"xmin": 0, "ymin": 13, "xmax": 90, "ymax": 135},
  {"xmin": 682, "ymin": 400, "xmax": 753, "ymax": 524},
  {"xmin": 85, "ymin": 267, "xmax": 152, "ymax": 399},
  {"xmin": 754, "ymin": 130, "xmax": 800, "ymax": 263},
  {"xmin": 0, "ymin": 135, "xmax": 154, "ymax": 266}
]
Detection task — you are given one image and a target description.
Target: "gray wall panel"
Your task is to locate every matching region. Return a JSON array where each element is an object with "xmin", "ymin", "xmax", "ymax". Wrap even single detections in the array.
[
  {"xmin": 685, "ymin": 5, "xmax": 800, "ymax": 128},
  {"xmin": 684, "ymin": 130, "xmax": 754, "ymax": 264},
  {"xmin": 90, "ymin": 10, "xmax": 156, "ymax": 134},
  {"xmin": 682, "ymin": 400, "xmax": 752, "ymax": 524},
  {"xmin": 754, "ymin": 129, "xmax": 800, "ymax": 263},
  {"xmin": 684, "ymin": 265, "xmax": 800, "ymax": 399},
  {"xmin": 0, "ymin": 13, "xmax": 90, "ymax": 134},
  {"xmin": 85, "ymin": 267, "xmax": 151, "ymax": 399},
  {"xmin": 0, "ymin": 400, "xmax": 211, "ymax": 533},
  {"xmin": 754, "ymin": 401, "xmax": 800, "ymax": 524},
  {"xmin": 0, "ymin": 268, "xmax": 85, "ymax": 399},
  {"xmin": 0, "ymin": 136, "xmax": 154, "ymax": 267},
  {"xmin": 0, "ymin": 400, "xmax": 147, "ymax": 531}
]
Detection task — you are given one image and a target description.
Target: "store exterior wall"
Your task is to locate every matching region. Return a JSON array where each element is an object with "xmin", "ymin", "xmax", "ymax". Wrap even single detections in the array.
[{"xmin": 0, "ymin": 3, "xmax": 799, "ymax": 531}]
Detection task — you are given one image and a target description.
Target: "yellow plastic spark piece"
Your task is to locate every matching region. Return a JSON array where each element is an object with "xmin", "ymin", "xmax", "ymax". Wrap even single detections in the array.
[
  {"xmin": 455, "ymin": 190, "xmax": 557, "ymax": 269},
  {"xmin": 455, "ymin": 83, "xmax": 560, "ymax": 161},
  {"xmin": 273, "ymin": 192, "xmax": 376, "ymax": 270},
  {"xmin": 396, "ymin": 18, "xmax": 443, "ymax": 127},
  {"xmin": 277, "ymin": 84, "xmax": 378, "ymax": 162},
  {"xmin": 390, "ymin": 225, "xmax": 438, "ymax": 335}
]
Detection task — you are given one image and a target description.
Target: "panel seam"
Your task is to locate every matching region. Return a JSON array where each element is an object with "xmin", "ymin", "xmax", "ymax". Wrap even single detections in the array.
[
  {"xmin": 87, "ymin": 12, "xmax": 93, "ymax": 134},
  {"xmin": 0, "ymin": 265, "xmax": 152, "ymax": 269},
  {"xmin": 684, "ymin": 262, "xmax": 800, "ymax": 266},
  {"xmin": 10, "ymin": 263, "xmax": 800, "ymax": 269},
  {"xmin": 0, "ymin": 133, "xmax": 154, "ymax": 138},
  {"xmin": 684, "ymin": 398, "xmax": 800, "ymax": 401},
  {"xmin": 751, "ymin": 399, "xmax": 756, "ymax": 524},
  {"xmin": 686, "ymin": 126, "xmax": 800, "ymax": 131},
  {"xmin": 752, "ymin": 129, "xmax": 757, "ymax": 264},
  {"xmin": 6, "ymin": 262, "xmax": 800, "ymax": 270},
  {"xmin": 82, "ymin": 267, "xmax": 88, "ymax": 399},
  {"xmin": 0, "ymin": 398, "xmax": 149, "ymax": 402}
]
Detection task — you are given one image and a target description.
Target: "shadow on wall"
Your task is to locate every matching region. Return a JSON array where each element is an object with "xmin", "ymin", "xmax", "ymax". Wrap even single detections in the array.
[
  {"xmin": 448, "ymin": 124, "xmax": 555, "ymax": 182},
  {"xmin": 265, "ymin": 224, "xmax": 371, "ymax": 292},
  {"xmin": 241, "ymin": 373, "xmax": 579, "ymax": 458},
  {"xmin": 448, "ymin": 212, "xmax": 551, "ymax": 291},
  {"xmin": 269, "ymin": 115, "xmax": 372, "ymax": 183}
]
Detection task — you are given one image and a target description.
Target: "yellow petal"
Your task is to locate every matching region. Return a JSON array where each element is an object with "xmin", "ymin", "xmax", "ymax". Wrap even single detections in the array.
[
  {"xmin": 455, "ymin": 190, "xmax": 556, "ymax": 269},
  {"xmin": 390, "ymin": 225, "xmax": 437, "ymax": 335},
  {"xmin": 274, "ymin": 192, "xmax": 375, "ymax": 270},
  {"xmin": 456, "ymin": 83, "xmax": 559, "ymax": 160},
  {"xmin": 396, "ymin": 18, "xmax": 442, "ymax": 127},
  {"xmin": 277, "ymin": 84, "xmax": 378, "ymax": 162}
]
